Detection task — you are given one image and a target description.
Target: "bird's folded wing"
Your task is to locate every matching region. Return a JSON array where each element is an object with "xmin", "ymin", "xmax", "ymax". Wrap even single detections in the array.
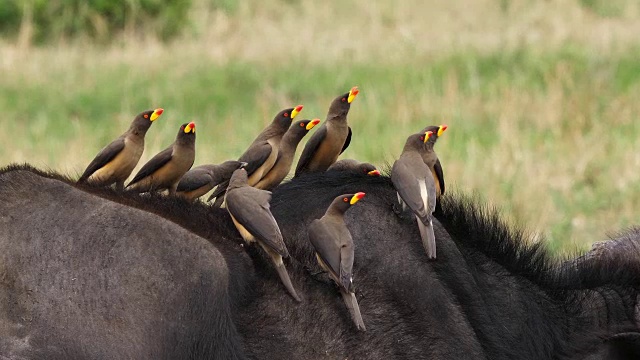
[
  {"xmin": 128, "ymin": 147, "xmax": 173, "ymax": 185},
  {"xmin": 308, "ymin": 220, "xmax": 344, "ymax": 286},
  {"xmin": 79, "ymin": 138, "xmax": 125, "ymax": 180},
  {"xmin": 176, "ymin": 168, "xmax": 212, "ymax": 192},
  {"xmin": 295, "ymin": 125, "xmax": 327, "ymax": 176},
  {"xmin": 339, "ymin": 126, "xmax": 352, "ymax": 155},
  {"xmin": 433, "ymin": 158, "xmax": 445, "ymax": 195},
  {"xmin": 391, "ymin": 160, "xmax": 429, "ymax": 219},
  {"xmin": 226, "ymin": 188, "xmax": 288, "ymax": 256},
  {"xmin": 238, "ymin": 141, "xmax": 273, "ymax": 176}
]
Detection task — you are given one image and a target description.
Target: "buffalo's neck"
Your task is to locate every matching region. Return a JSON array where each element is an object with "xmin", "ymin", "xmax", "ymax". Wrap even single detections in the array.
[
  {"xmin": 442, "ymin": 250, "xmax": 571, "ymax": 357},
  {"xmin": 569, "ymin": 286, "xmax": 638, "ymax": 338}
]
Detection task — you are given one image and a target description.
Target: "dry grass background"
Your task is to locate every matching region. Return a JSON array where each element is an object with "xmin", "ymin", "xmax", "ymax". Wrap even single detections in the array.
[{"xmin": 1, "ymin": 0, "xmax": 639, "ymax": 254}]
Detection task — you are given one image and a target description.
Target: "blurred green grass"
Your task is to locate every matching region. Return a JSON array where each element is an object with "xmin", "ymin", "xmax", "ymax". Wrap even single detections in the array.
[{"xmin": 1, "ymin": 0, "xmax": 639, "ymax": 255}]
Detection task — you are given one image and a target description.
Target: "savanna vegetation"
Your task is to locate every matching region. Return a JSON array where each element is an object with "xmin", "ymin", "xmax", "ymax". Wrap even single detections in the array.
[{"xmin": 1, "ymin": 0, "xmax": 639, "ymax": 254}]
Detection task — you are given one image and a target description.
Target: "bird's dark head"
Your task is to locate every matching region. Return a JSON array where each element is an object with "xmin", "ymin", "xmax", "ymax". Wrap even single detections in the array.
[
  {"xmin": 131, "ymin": 108, "xmax": 163, "ymax": 133},
  {"xmin": 327, "ymin": 86, "xmax": 359, "ymax": 119},
  {"xmin": 360, "ymin": 163, "xmax": 381, "ymax": 176},
  {"xmin": 273, "ymin": 105, "xmax": 303, "ymax": 130},
  {"xmin": 421, "ymin": 124, "xmax": 448, "ymax": 138},
  {"xmin": 177, "ymin": 122, "xmax": 196, "ymax": 143},
  {"xmin": 328, "ymin": 192, "xmax": 366, "ymax": 214},
  {"xmin": 287, "ymin": 118, "xmax": 320, "ymax": 139},
  {"xmin": 403, "ymin": 131, "xmax": 433, "ymax": 152},
  {"xmin": 228, "ymin": 167, "xmax": 249, "ymax": 188}
]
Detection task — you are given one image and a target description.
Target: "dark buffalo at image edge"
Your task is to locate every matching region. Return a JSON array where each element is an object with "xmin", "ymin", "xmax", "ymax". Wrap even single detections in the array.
[{"xmin": 0, "ymin": 164, "xmax": 638, "ymax": 359}]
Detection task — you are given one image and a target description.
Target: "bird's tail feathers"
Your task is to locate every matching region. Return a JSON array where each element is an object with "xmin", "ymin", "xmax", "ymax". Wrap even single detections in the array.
[
  {"xmin": 417, "ymin": 216, "xmax": 437, "ymax": 259},
  {"xmin": 273, "ymin": 256, "xmax": 302, "ymax": 302},
  {"xmin": 341, "ymin": 290, "xmax": 366, "ymax": 331}
]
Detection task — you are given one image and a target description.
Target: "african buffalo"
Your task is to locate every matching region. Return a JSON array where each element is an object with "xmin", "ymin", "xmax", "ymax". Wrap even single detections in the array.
[{"xmin": 0, "ymin": 164, "xmax": 638, "ymax": 359}]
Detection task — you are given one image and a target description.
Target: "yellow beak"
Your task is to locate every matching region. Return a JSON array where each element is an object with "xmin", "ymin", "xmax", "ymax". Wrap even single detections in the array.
[
  {"xmin": 306, "ymin": 119, "xmax": 320, "ymax": 130},
  {"xmin": 150, "ymin": 108, "xmax": 164, "ymax": 121},
  {"xmin": 347, "ymin": 86, "xmax": 359, "ymax": 103},
  {"xmin": 350, "ymin": 192, "xmax": 366, "ymax": 205},
  {"xmin": 291, "ymin": 105, "xmax": 304, "ymax": 119},
  {"xmin": 437, "ymin": 124, "xmax": 448, "ymax": 137},
  {"xmin": 424, "ymin": 131, "xmax": 433, "ymax": 143},
  {"xmin": 184, "ymin": 122, "xmax": 196, "ymax": 133}
]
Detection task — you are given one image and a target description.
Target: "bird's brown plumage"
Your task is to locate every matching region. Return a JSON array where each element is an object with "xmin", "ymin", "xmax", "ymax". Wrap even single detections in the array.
[
  {"xmin": 308, "ymin": 192, "xmax": 367, "ymax": 331},
  {"xmin": 254, "ymin": 119, "xmax": 320, "ymax": 190},
  {"xmin": 78, "ymin": 108, "xmax": 163, "ymax": 190},
  {"xmin": 420, "ymin": 124, "xmax": 447, "ymax": 200},
  {"xmin": 294, "ymin": 87, "xmax": 359, "ymax": 176},
  {"xmin": 176, "ymin": 161, "xmax": 246, "ymax": 201},
  {"xmin": 225, "ymin": 167, "xmax": 301, "ymax": 301},
  {"xmin": 209, "ymin": 106, "xmax": 303, "ymax": 205},
  {"xmin": 127, "ymin": 122, "xmax": 196, "ymax": 195},
  {"xmin": 391, "ymin": 131, "xmax": 438, "ymax": 259}
]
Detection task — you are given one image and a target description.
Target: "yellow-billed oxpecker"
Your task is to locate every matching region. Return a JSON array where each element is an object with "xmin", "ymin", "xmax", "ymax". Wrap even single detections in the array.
[
  {"xmin": 209, "ymin": 105, "xmax": 303, "ymax": 206},
  {"xmin": 127, "ymin": 122, "xmax": 196, "ymax": 195},
  {"xmin": 308, "ymin": 192, "xmax": 367, "ymax": 331},
  {"xmin": 391, "ymin": 131, "xmax": 438, "ymax": 259},
  {"xmin": 254, "ymin": 118, "xmax": 321, "ymax": 190},
  {"xmin": 294, "ymin": 87, "xmax": 359, "ymax": 176},
  {"xmin": 78, "ymin": 108, "xmax": 163, "ymax": 190},
  {"xmin": 327, "ymin": 159, "xmax": 381, "ymax": 176},
  {"xmin": 176, "ymin": 161, "xmax": 247, "ymax": 201},
  {"xmin": 225, "ymin": 166, "xmax": 301, "ymax": 302},
  {"xmin": 420, "ymin": 124, "xmax": 448, "ymax": 201}
]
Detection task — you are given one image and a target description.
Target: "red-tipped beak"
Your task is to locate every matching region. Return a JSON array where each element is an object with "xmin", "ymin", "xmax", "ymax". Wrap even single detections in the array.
[
  {"xmin": 350, "ymin": 192, "xmax": 366, "ymax": 204},
  {"xmin": 438, "ymin": 124, "xmax": 448, "ymax": 136},
  {"xmin": 184, "ymin": 122, "xmax": 196, "ymax": 133},
  {"xmin": 348, "ymin": 86, "xmax": 359, "ymax": 103},
  {"xmin": 306, "ymin": 118, "xmax": 321, "ymax": 130},
  {"xmin": 291, "ymin": 105, "xmax": 303, "ymax": 119},
  {"xmin": 150, "ymin": 108, "xmax": 163, "ymax": 121},
  {"xmin": 367, "ymin": 169, "xmax": 381, "ymax": 176}
]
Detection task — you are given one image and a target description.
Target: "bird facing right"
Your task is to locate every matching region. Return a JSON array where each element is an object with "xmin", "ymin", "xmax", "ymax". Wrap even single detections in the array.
[
  {"xmin": 78, "ymin": 108, "xmax": 163, "ymax": 190},
  {"xmin": 308, "ymin": 192, "xmax": 367, "ymax": 331},
  {"xmin": 391, "ymin": 131, "xmax": 438, "ymax": 259}
]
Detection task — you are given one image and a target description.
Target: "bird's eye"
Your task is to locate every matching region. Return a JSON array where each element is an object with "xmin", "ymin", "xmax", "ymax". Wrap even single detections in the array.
[
  {"xmin": 363, "ymin": 169, "xmax": 367, "ymax": 173},
  {"xmin": 341, "ymin": 97, "xmax": 346, "ymax": 102},
  {"xmin": 284, "ymin": 112, "xmax": 289, "ymax": 117},
  {"xmin": 144, "ymin": 114, "xmax": 149, "ymax": 119},
  {"xmin": 420, "ymin": 136, "xmax": 425, "ymax": 141},
  {"xmin": 300, "ymin": 122, "xmax": 305, "ymax": 127},
  {"xmin": 343, "ymin": 197, "xmax": 348, "ymax": 202}
]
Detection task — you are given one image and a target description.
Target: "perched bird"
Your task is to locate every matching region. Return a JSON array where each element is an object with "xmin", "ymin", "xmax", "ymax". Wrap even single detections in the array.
[
  {"xmin": 327, "ymin": 159, "xmax": 381, "ymax": 176},
  {"xmin": 391, "ymin": 131, "xmax": 438, "ymax": 259},
  {"xmin": 127, "ymin": 122, "xmax": 197, "ymax": 195},
  {"xmin": 78, "ymin": 108, "xmax": 163, "ymax": 190},
  {"xmin": 294, "ymin": 87, "xmax": 359, "ymax": 176},
  {"xmin": 209, "ymin": 105, "xmax": 303, "ymax": 205},
  {"xmin": 420, "ymin": 124, "xmax": 448, "ymax": 200},
  {"xmin": 254, "ymin": 118, "xmax": 321, "ymax": 190},
  {"xmin": 225, "ymin": 167, "xmax": 301, "ymax": 302},
  {"xmin": 176, "ymin": 161, "xmax": 248, "ymax": 201},
  {"xmin": 308, "ymin": 192, "xmax": 367, "ymax": 331}
]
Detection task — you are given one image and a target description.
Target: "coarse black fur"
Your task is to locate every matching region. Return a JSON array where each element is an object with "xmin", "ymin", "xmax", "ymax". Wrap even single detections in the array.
[{"xmin": 0, "ymin": 164, "xmax": 638, "ymax": 359}]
